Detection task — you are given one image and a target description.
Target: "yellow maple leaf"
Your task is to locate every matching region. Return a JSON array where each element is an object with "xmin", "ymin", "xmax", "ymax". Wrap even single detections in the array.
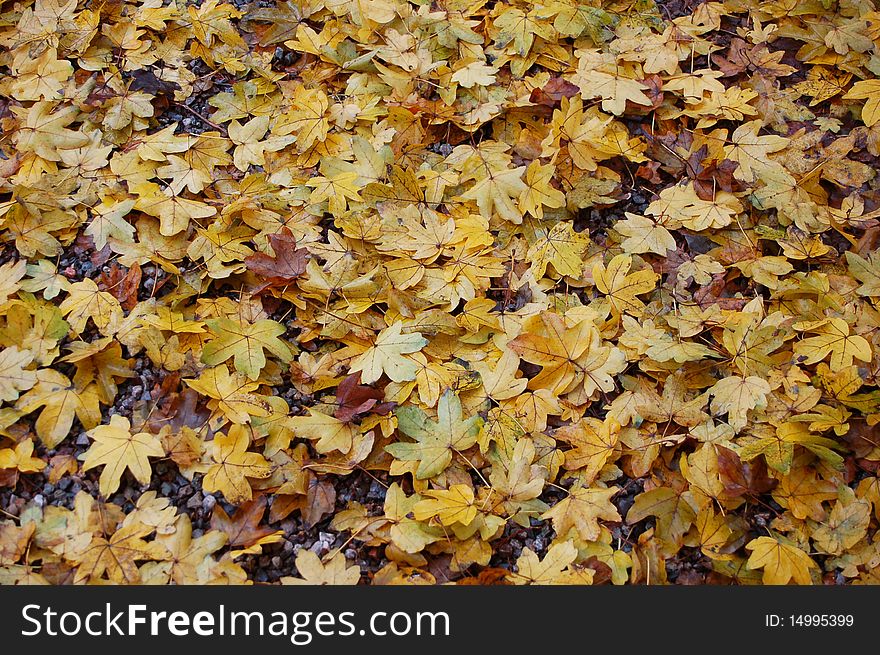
[
  {"xmin": 59, "ymin": 278, "xmax": 123, "ymax": 336},
  {"xmin": 557, "ymin": 417, "xmax": 620, "ymax": 484},
  {"xmin": 527, "ymin": 221, "xmax": 590, "ymax": 279},
  {"xmin": 722, "ymin": 120, "xmax": 788, "ymax": 182},
  {"xmin": 413, "ymin": 484, "xmax": 478, "ymax": 526},
  {"xmin": 281, "ymin": 550, "xmax": 361, "ymax": 585},
  {"xmin": 83, "ymin": 415, "xmax": 164, "ymax": 496},
  {"xmin": 519, "ymin": 160, "xmax": 566, "ymax": 220},
  {"xmin": 184, "ymin": 365, "xmax": 270, "ymax": 424},
  {"xmin": 508, "ymin": 542, "xmax": 594, "ymax": 584},
  {"xmin": 541, "ymin": 486, "xmax": 621, "ymax": 541},
  {"xmin": 203, "ymin": 424, "xmax": 272, "ymax": 503},
  {"xmin": 615, "ymin": 212, "xmax": 677, "ymax": 255},
  {"xmin": 573, "ymin": 69, "xmax": 652, "ymax": 116},
  {"xmin": 9, "ymin": 48, "xmax": 72, "ymax": 101},
  {"xmin": 11, "ymin": 101, "xmax": 89, "ymax": 161},
  {"xmin": 72, "ymin": 522, "xmax": 169, "ymax": 584},
  {"xmin": 0, "ymin": 438, "xmax": 46, "ymax": 473},
  {"xmin": 15, "ymin": 369, "xmax": 101, "ymax": 448},
  {"xmin": 461, "ymin": 165, "xmax": 527, "ymax": 224},
  {"xmin": 227, "ymin": 115, "xmax": 294, "ymax": 171},
  {"xmin": 709, "ymin": 375, "xmax": 771, "ymax": 431},
  {"xmin": 745, "ymin": 535, "xmax": 817, "ymax": 585},
  {"xmin": 201, "ymin": 316, "xmax": 292, "ymax": 380},
  {"xmin": 593, "ymin": 253, "xmax": 658, "ymax": 316},
  {"xmin": 793, "ymin": 318, "xmax": 872, "ymax": 370},
  {"xmin": 0, "ymin": 346, "xmax": 37, "ymax": 402},
  {"xmin": 843, "ymin": 79, "xmax": 880, "ymax": 126},
  {"xmin": 349, "ymin": 322, "xmax": 428, "ymax": 384},
  {"xmin": 289, "ymin": 409, "xmax": 357, "ymax": 454}
]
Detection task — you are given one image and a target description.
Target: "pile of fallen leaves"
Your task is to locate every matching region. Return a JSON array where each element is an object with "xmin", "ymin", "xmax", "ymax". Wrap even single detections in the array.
[{"xmin": 2, "ymin": 0, "xmax": 880, "ymax": 586}]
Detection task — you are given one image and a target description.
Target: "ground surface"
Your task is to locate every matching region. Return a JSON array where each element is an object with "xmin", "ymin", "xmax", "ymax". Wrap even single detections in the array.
[{"xmin": 2, "ymin": 0, "xmax": 880, "ymax": 585}]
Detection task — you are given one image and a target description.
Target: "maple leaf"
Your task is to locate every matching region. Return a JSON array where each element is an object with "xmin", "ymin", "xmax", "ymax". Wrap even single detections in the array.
[
  {"xmin": 276, "ymin": 86, "xmax": 329, "ymax": 151},
  {"xmin": 593, "ymin": 254, "xmax": 658, "ymax": 316},
  {"xmin": 541, "ymin": 486, "xmax": 621, "ymax": 541},
  {"xmin": 508, "ymin": 542, "xmax": 594, "ymax": 585},
  {"xmin": 244, "ymin": 229, "xmax": 309, "ymax": 285},
  {"xmin": 615, "ymin": 212, "xmax": 677, "ymax": 255},
  {"xmin": 722, "ymin": 120, "xmax": 788, "ymax": 182},
  {"xmin": 0, "ymin": 259, "xmax": 27, "ymax": 300},
  {"xmin": 451, "ymin": 60, "xmax": 498, "ymax": 88},
  {"xmin": 59, "ymin": 278, "xmax": 124, "ymax": 336},
  {"xmin": 810, "ymin": 489, "xmax": 871, "ymax": 556},
  {"xmin": 184, "ymin": 365, "xmax": 271, "ymax": 424},
  {"xmin": 9, "ymin": 48, "xmax": 72, "ymax": 101},
  {"xmin": 202, "ymin": 316, "xmax": 292, "ymax": 380},
  {"xmin": 0, "ymin": 438, "xmax": 46, "ymax": 473},
  {"xmin": 519, "ymin": 161, "xmax": 566, "ymax": 219},
  {"xmin": 509, "ymin": 311, "xmax": 625, "ymax": 400},
  {"xmin": 386, "ymin": 390, "xmax": 482, "ymax": 479},
  {"xmin": 210, "ymin": 495, "xmax": 283, "ymax": 552},
  {"xmin": 307, "ymin": 170, "xmax": 362, "ymax": 215},
  {"xmin": 557, "ymin": 418, "xmax": 620, "ymax": 484},
  {"xmin": 11, "ymin": 101, "xmax": 89, "ymax": 161},
  {"xmin": 843, "ymin": 79, "xmax": 880, "ymax": 126},
  {"xmin": 203, "ymin": 425, "xmax": 272, "ymax": 504},
  {"xmin": 349, "ymin": 322, "xmax": 428, "ymax": 385},
  {"xmin": 228, "ymin": 116, "xmax": 294, "ymax": 171},
  {"xmin": 845, "ymin": 251, "xmax": 880, "ymax": 297},
  {"xmin": 493, "ymin": 8, "xmax": 554, "ymax": 57},
  {"xmin": 15, "ymin": 369, "xmax": 101, "ymax": 448},
  {"xmin": 460, "ymin": 165, "xmax": 527, "ymax": 224},
  {"xmin": 488, "ymin": 437, "xmax": 546, "ymax": 510},
  {"xmin": 572, "ymin": 69, "xmax": 652, "ymax": 116},
  {"xmin": 72, "ymin": 522, "xmax": 169, "ymax": 584},
  {"xmin": 413, "ymin": 484, "xmax": 478, "ymax": 526},
  {"xmin": 0, "ymin": 346, "xmax": 37, "ymax": 402},
  {"xmin": 332, "ymin": 372, "xmax": 391, "ymax": 422},
  {"xmin": 281, "ymin": 550, "xmax": 361, "ymax": 585},
  {"xmin": 83, "ymin": 415, "xmax": 164, "ymax": 496},
  {"xmin": 771, "ymin": 466, "xmax": 838, "ymax": 520},
  {"xmin": 709, "ymin": 375, "xmax": 771, "ymax": 431},
  {"xmin": 472, "ymin": 349, "xmax": 527, "ymax": 402},
  {"xmin": 70, "ymin": 342, "xmax": 136, "ymax": 406},
  {"xmin": 793, "ymin": 318, "xmax": 872, "ymax": 370},
  {"xmin": 527, "ymin": 221, "xmax": 591, "ymax": 279},
  {"xmin": 745, "ymin": 535, "xmax": 817, "ymax": 585},
  {"xmin": 626, "ymin": 487, "xmax": 696, "ymax": 548},
  {"xmin": 152, "ymin": 514, "xmax": 228, "ymax": 585},
  {"xmin": 289, "ymin": 409, "xmax": 357, "ymax": 454},
  {"xmin": 134, "ymin": 182, "xmax": 217, "ymax": 237}
]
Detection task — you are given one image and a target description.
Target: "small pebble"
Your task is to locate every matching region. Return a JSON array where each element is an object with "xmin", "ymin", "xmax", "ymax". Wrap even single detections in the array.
[{"xmin": 202, "ymin": 494, "xmax": 216, "ymax": 512}]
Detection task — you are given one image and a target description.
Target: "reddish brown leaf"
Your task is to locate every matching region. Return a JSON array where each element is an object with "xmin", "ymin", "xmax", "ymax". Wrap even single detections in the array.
[
  {"xmin": 302, "ymin": 478, "xmax": 335, "ymax": 527},
  {"xmin": 529, "ymin": 76, "xmax": 579, "ymax": 107},
  {"xmin": 210, "ymin": 495, "xmax": 276, "ymax": 548},
  {"xmin": 717, "ymin": 446, "xmax": 776, "ymax": 498},
  {"xmin": 333, "ymin": 372, "xmax": 393, "ymax": 422},
  {"xmin": 245, "ymin": 228, "xmax": 309, "ymax": 286}
]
